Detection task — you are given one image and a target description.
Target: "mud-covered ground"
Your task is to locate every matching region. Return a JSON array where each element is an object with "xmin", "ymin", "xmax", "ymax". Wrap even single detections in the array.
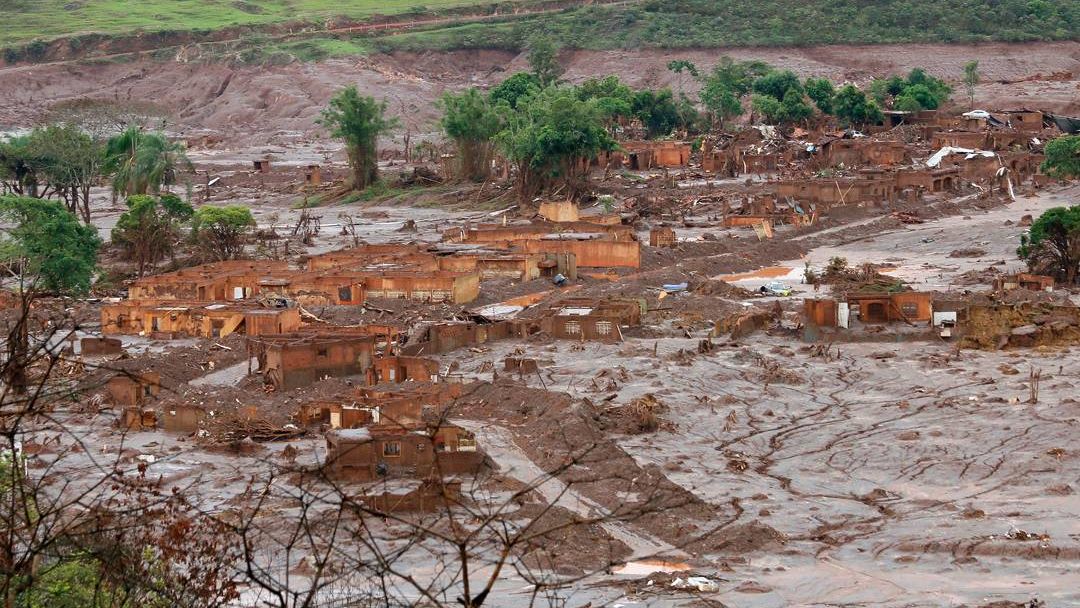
[
  {"xmin": 10, "ymin": 39, "xmax": 1080, "ymax": 608},
  {"xmin": 1, "ymin": 42, "xmax": 1078, "ymax": 150}
]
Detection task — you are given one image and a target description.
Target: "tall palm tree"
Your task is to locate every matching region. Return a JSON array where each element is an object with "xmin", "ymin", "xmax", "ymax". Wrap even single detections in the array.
[{"xmin": 104, "ymin": 127, "xmax": 192, "ymax": 196}]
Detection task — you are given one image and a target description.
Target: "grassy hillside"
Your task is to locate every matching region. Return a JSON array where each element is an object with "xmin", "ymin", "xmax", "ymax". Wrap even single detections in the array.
[
  {"xmin": 3, "ymin": 0, "xmax": 1077, "ymax": 61},
  {"xmin": 0, "ymin": 0, "xmax": 508, "ymax": 47},
  {"xmin": 375, "ymin": 0, "xmax": 1079, "ymax": 52}
]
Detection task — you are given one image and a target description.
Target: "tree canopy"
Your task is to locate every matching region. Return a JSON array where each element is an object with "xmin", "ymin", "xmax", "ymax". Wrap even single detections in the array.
[
  {"xmin": 494, "ymin": 86, "xmax": 615, "ymax": 201},
  {"xmin": 1041, "ymin": 135, "xmax": 1080, "ymax": 179},
  {"xmin": 0, "ymin": 196, "xmax": 100, "ymax": 296},
  {"xmin": 104, "ymin": 127, "xmax": 190, "ymax": 197},
  {"xmin": 1018, "ymin": 205, "xmax": 1080, "ymax": 284},
  {"xmin": 440, "ymin": 88, "xmax": 505, "ymax": 182},
  {"xmin": 489, "ymin": 72, "xmax": 541, "ymax": 110},
  {"xmin": 318, "ymin": 86, "xmax": 399, "ymax": 190},
  {"xmin": 112, "ymin": 193, "xmax": 193, "ymax": 276},
  {"xmin": 833, "ymin": 85, "xmax": 884, "ymax": 127},
  {"xmin": 191, "ymin": 205, "xmax": 255, "ymax": 262},
  {"xmin": 527, "ymin": 37, "xmax": 563, "ymax": 87},
  {"xmin": 804, "ymin": 77, "xmax": 835, "ymax": 114}
]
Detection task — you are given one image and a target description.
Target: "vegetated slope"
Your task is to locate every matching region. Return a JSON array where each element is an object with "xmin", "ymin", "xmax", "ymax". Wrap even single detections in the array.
[
  {"xmin": 377, "ymin": 0, "xmax": 1080, "ymax": 52},
  {"xmin": 0, "ymin": 0, "xmax": 513, "ymax": 48}
]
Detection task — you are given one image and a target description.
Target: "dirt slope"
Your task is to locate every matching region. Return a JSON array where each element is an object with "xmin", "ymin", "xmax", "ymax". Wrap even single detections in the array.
[{"xmin": 1, "ymin": 42, "xmax": 1077, "ymax": 146}]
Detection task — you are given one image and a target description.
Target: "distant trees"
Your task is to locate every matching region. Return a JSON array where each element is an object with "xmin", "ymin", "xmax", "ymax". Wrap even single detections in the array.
[
  {"xmin": 488, "ymin": 72, "xmax": 541, "ymax": 109},
  {"xmin": 527, "ymin": 36, "xmax": 563, "ymax": 87},
  {"xmin": 869, "ymin": 69, "xmax": 951, "ymax": 112},
  {"xmin": 440, "ymin": 89, "xmax": 504, "ymax": 182},
  {"xmin": 1018, "ymin": 205, "xmax": 1080, "ymax": 284},
  {"xmin": 191, "ymin": 205, "xmax": 255, "ymax": 261},
  {"xmin": 318, "ymin": 86, "xmax": 399, "ymax": 190},
  {"xmin": 833, "ymin": 84, "xmax": 884, "ymax": 127},
  {"xmin": 804, "ymin": 77, "xmax": 835, "ymax": 114},
  {"xmin": 495, "ymin": 86, "xmax": 615, "ymax": 202},
  {"xmin": 1040, "ymin": 135, "xmax": 1080, "ymax": 179},
  {"xmin": 104, "ymin": 127, "xmax": 191, "ymax": 197},
  {"xmin": 112, "ymin": 193, "xmax": 194, "ymax": 276},
  {"xmin": 699, "ymin": 56, "xmax": 769, "ymax": 128},
  {"xmin": 631, "ymin": 89, "xmax": 680, "ymax": 137},
  {"xmin": 667, "ymin": 59, "xmax": 699, "ymax": 97},
  {"xmin": 963, "ymin": 60, "xmax": 980, "ymax": 108}
]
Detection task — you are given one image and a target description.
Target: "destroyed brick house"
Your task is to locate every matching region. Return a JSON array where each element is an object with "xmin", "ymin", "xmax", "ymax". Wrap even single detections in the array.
[
  {"xmin": 102, "ymin": 302, "xmax": 301, "ymax": 339},
  {"xmin": 542, "ymin": 297, "xmax": 644, "ymax": 342},
  {"xmin": 995, "ymin": 273, "xmax": 1054, "ymax": 292},
  {"xmin": 296, "ymin": 382, "xmax": 463, "ymax": 429},
  {"xmin": 325, "ymin": 424, "xmax": 483, "ymax": 482},
  {"xmin": 448, "ymin": 221, "xmax": 641, "ymax": 269},
  {"xmin": 106, "ymin": 371, "xmax": 161, "ymax": 407},
  {"xmin": 803, "ymin": 291, "xmax": 934, "ymax": 329},
  {"xmin": 247, "ymin": 324, "xmax": 438, "ymax": 391},
  {"xmin": 592, "ymin": 141, "xmax": 692, "ymax": 171}
]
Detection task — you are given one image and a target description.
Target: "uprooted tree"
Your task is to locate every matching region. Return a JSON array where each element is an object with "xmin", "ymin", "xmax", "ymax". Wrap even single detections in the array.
[
  {"xmin": 1018, "ymin": 205, "xmax": 1080, "ymax": 284},
  {"xmin": 319, "ymin": 86, "xmax": 399, "ymax": 191}
]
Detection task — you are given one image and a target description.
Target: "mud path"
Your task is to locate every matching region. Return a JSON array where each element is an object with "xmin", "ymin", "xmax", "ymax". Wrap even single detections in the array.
[{"xmin": 455, "ymin": 420, "xmax": 679, "ymax": 559}]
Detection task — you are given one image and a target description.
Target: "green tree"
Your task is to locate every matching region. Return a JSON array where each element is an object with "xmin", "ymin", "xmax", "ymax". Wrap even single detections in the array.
[
  {"xmin": 752, "ymin": 70, "xmax": 803, "ymax": 101},
  {"xmin": 963, "ymin": 60, "xmax": 980, "ymax": 108},
  {"xmin": 751, "ymin": 94, "xmax": 783, "ymax": 124},
  {"xmin": 666, "ymin": 59, "xmax": 699, "ymax": 96},
  {"xmin": 1041, "ymin": 135, "xmax": 1080, "ymax": 179},
  {"xmin": 901, "ymin": 83, "xmax": 940, "ymax": 110},
  {"xmin": 699, "ymin": 57, "xmax": 769, "ymax": 128},
  {"xmin": 893, "ymin": 94, "xmax": 924, "ymax": 113},
  {"xmin": 778, "ymin": 88, "xmax": 813, "ymax": 124},
  {"xmin": 1017, "ymin": 205, "xmax": 1080, "ymax": 284},
  {"xmin": 0, "ymin": 196, "xmax": 100, "ymax": 392},
  {"xmin": 318, "ymin": 86, "xmax": 398, "ymax": 191},
  {"xmin": 905, "ymin": 68, "xmax": 951, "ymax": 104},
  {"xmin": 631, "ymin": 89, "xmax": 680, "ymax": 137},
  {"xmin": 527, "ymin": 37, "xmax": 563, "ymax": 87},
  {"xmin": 489, "ymin": 72, "xmax": 541, "ymax": 109},
  {"xmin": 440, "ymin": 88, "xmax": 504, "ymax": 182},
  {"xmin": 0, "ymin": 136, "xmax": 40, "ymax": 197},
  {"xmin": 575, "ymin": 76, "xmax": 635, "ymax": 130},
  {"xmin": 804, "ymin": 77, "xmax": 835, "ymax": 114},
  {"xmin": 494, "ymin": 86, "xmax": 615, "ymax": 202},
  {"xmin": 25, "ymin": 124, "xmax": 104, "ymax": 224},
  {"xmin": 112, "ymin": 194, "xmax": 193, "ymax": 276},
  {"xmin": 104, "ymin": 127, "xmax": 191, "ymax": 197},
  {"xmin": 700, "ymin": 82, "xmax": 742, "ymax": 129},
  {"xmin": 191, "ymin": 205, "xmax": 255, "ymax": 261},
  {"xmin": 833, "ymin": 85, "xmax": 883, "ymax": 127},
  {"xmin": 702, "ymin": 56, "xmax": 769, "ymax": 98}
]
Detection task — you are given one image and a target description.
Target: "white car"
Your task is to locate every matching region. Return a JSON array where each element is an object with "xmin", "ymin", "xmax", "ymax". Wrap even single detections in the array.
[
  {"xmin": 962, "ymin": 110, "xmax": 991, "ymax": 120},
  {"xmin": 760, "ymin": 281, "xmax": 792, "ymax": 297}
]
